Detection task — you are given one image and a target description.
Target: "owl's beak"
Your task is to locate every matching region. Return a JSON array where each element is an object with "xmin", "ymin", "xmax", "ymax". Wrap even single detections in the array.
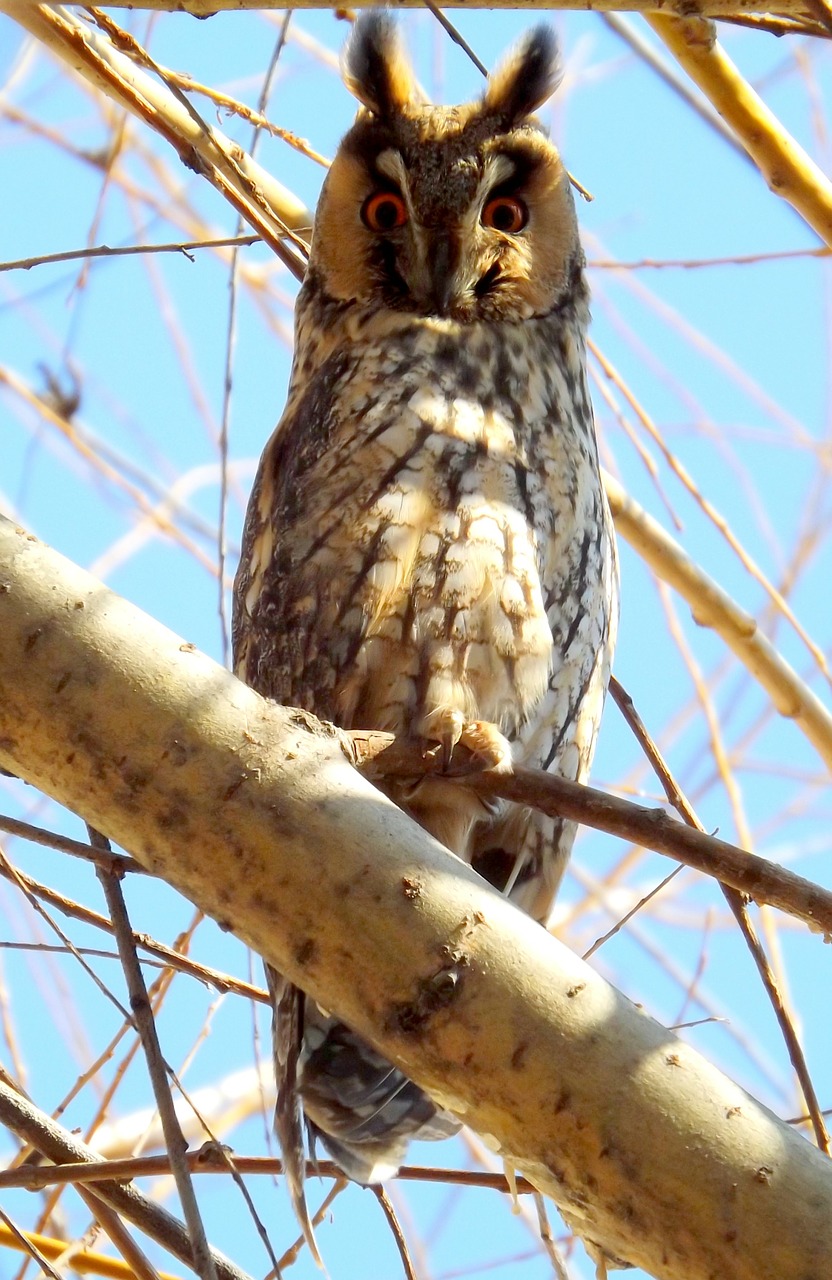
[{"xmin": 420, "ymin": 230, "xmax": 463, "ymax": 316}]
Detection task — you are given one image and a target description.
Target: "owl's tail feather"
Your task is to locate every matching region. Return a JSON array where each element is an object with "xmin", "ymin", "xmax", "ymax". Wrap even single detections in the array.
[{"xmin": 267, "ymin": 969, "xmax": 325, "ymax": 1271}]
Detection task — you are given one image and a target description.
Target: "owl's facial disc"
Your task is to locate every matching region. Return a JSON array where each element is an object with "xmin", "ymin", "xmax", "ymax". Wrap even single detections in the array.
[
  {"xmin": 356, "ymin": 146, "xmax": 545, "ymax": 321},
  {"xmin": 311, "ymin": 99, "xmax": 581, "ymax": 322}
]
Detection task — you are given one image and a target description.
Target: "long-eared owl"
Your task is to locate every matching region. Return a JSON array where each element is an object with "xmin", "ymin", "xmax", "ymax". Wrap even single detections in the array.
[{"xmin": 233, "ymin": 12, "xmax": 618, "ymax": 1246}]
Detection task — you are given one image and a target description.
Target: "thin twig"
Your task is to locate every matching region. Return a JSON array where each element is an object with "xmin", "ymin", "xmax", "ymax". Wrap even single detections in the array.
[
  {"xmin": 532, "ymin": 1193, "xmax": 571, "ymax": 1280},
  {"xmin": 589, "ymin": 246, "xmax": 832, "ymax": 270},
  {"xmin": 0, "ymin": 236, "xmax": 260, "ymax": 274},
  {"xmin": 218, "ymin": 12, "xmax": 293, "ymax": 668},
  {"xmin": 0, "ymin": 813, "xmax": 147, "ymax": 872},
  {"xmin": 0, "ymin": 1152, "xmax": 539, "ymax": 1193},
  {"xmin": 422, "ymin": 0, "xmax": 487, "ymax": 76},
  {"xmin": 0, "ymin": 1208, "xmax": 65, "ymax": 1280},
  {"xmin": 371, "ymin": 1187, "xmax": 418, "ymax": 1280},
  {"xmin": 92, "ymin": 828, "xmax": 219, "ymax": 1280}
]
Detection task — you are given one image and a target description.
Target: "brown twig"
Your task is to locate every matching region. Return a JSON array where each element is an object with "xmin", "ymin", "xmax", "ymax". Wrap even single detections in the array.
[
  {"xmin": 0, "ymin": 812, "xmax": 147, "ymax": 873},
  {"xmin": 372, "ymin": 1187, "xmax": 418, "ymax": 1280},
  {"xmin": 92, "ymin": 827, "xmax": 220, "ymax": 1280},
  {"xmin": 0, "ymin": 236, "xmax": 260, "ymax": 274},
  {"xmin": 0, "ymin": 1152, "xmax": 538, "ymax": 1195},
  {"xmin": 348, "ymin": 730, "xmax": 832, "ymax": 936}
]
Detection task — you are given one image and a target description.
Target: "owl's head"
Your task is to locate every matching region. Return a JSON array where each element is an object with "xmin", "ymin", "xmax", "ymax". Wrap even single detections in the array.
[{"xmin": 309, "ymin": 14, "xmax": 582, "ymax": 323}]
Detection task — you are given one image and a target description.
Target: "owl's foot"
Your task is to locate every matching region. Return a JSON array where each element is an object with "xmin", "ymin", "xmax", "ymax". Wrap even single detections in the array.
[{"xmin": 421, "ymin": 709, "xmax": 513, "ymax": 776}]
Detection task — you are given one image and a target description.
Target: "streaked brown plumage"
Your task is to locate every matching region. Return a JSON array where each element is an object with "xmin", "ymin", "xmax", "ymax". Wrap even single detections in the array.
[{"xmin": 233, "ymin": 14, "xmax": 618, "ymax": 1249}]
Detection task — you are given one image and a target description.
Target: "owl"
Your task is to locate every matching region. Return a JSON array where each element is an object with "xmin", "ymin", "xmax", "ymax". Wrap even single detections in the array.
[{"xmin": 233, "ymin": 13, "xmax": 618, "ymax": 1252}]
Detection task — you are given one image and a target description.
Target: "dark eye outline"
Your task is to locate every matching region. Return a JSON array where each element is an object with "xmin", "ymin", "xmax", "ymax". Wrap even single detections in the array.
[
  {"xmin": 481, "ymin": 195, "xmax": 528, "ymax": 234},
  {"xmin": 361, "ymin": 191, "xmax": 408, "ymax": 232}
]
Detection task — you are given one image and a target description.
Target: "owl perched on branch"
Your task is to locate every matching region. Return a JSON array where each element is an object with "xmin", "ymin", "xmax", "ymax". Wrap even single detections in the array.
[{"xmin": 233, "ymin": 13, "xmax": 618, "ymax": 1251}]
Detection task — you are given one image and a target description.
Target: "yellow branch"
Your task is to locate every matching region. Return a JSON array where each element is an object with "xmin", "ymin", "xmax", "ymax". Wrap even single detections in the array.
[
  {"xmin": 604, "ymin": 473, "xmax": 832, "ymax": 771},
  {"xmin": 0, "ymin": 1224, "xmax": 181, "ymax": 1280},
  {"xmin": 647, "ymin": 13, "xmax": 832, "ymax": 246},
  {"xmin": 2, "ymin": 0, "xmax": 825, "ymax": 15}
]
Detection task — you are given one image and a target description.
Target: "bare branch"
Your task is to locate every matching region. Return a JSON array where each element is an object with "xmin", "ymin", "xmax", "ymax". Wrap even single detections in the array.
[{"xmin": 352, "ymin": 732, "xmax": 832, "ymax": 937}]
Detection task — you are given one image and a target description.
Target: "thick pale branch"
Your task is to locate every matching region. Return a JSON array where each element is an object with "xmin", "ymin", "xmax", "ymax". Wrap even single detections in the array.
[{"xmin": 1, "ymin": 513, "xmax": 832, "ymax": 1280}]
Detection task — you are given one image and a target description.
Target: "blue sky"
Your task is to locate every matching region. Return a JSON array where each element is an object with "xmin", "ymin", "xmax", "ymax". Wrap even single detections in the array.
[{"xmin": 2, "ymin": 8, "xmax": 832, "ymax": 1279}]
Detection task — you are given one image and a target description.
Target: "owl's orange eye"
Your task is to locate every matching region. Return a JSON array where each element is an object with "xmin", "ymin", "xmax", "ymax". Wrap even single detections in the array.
[
  {"xmin": 362, "ymin": 191, "xmax": 408, "ymax": 232},
  {"xmin": 482, "ymin": 196, "xmax": 528, "ymax": 234}
]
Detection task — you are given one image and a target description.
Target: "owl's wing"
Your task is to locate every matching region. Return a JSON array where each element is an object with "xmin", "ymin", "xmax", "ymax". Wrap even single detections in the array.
[{"xmin": 265, "ymin": 965, "xmax": 323, "ymax": 1268}]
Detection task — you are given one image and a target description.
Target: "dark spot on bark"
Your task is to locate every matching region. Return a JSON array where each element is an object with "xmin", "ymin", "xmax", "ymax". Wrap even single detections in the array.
[
  {"xmin": 162, "ymin": 739, "xmax": 188, "ymax": 767},
  {"xmin": 388, "ymin": 963, "xmax": 465, "ymax": 1034},
  {"xmin": 222, "ymin": 775, "xmax": 245, "ymax": 801},
  {"xmin": 553, "ymin": 1089, "xmax": 571, "ymax": 1114},
  {"xmin": 295, "ymin": 937, "xmax": 317, "ymax": 967},
  {"xmin": 566, "ymin": 982, "xmax": 585, "ymax": 998},
  {"xmin": 25, "ymin": 627, "xmax": 44, "ymax": 652},
  {"xmin": 511, "ymin": 1040, "xmax": 529, "ymax": 1069},
  {"xmin": 156, "ymin": 804, "xmax": 187, "ymax": 831},
  {"xmin": 121, "ymin": 766, "xmax": 152, "ymax": 794},
  {"xmin": 73, "ymin": 599, "xmax": 85, "ymax": 610},
  {"xmin": 55, "ymin": 672, "xmax": 71, "ymax": 694}
]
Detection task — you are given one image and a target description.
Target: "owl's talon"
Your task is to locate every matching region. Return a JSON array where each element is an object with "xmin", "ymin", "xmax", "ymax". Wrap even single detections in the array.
[
  {"xmin": 421, "ymin": 714, "xmax": 513, "ymax": 777},
  {"xmin": 456, "ymin": 720, "xmax": 514, "ymax": 775}
]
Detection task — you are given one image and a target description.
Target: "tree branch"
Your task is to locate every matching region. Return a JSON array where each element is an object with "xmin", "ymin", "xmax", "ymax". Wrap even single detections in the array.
[
  {"xmin": 3, "ymin": 0, "xmax": 823, "ymax": 18},
  {"xmin": 1, "ymin": 513, "xmax": 832, "ymax": 1280},
  {"xmin": 350, "ymin": 731, "xmax": 832, "ymax": 937}
]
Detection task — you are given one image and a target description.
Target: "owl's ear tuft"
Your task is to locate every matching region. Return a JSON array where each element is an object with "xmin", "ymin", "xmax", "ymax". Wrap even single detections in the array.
[
  {"xmin": 343, "ymin": 13, "xmax": 416, "ymax": 117},
  {"xmin": 484, "ymin": 27, "xmax": 562, "ymax": 124}
]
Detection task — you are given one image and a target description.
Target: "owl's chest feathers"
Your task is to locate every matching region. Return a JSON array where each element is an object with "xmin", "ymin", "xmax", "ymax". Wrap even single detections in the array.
[{"xmin": 270, "ymin": 311, "xmax": 607, "ymax": 733}]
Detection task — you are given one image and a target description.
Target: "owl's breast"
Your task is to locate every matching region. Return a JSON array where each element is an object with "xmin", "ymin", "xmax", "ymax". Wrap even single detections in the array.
[{"xmin": 236, "ymin": 317, "xmax": 613, "ymax": 748}]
